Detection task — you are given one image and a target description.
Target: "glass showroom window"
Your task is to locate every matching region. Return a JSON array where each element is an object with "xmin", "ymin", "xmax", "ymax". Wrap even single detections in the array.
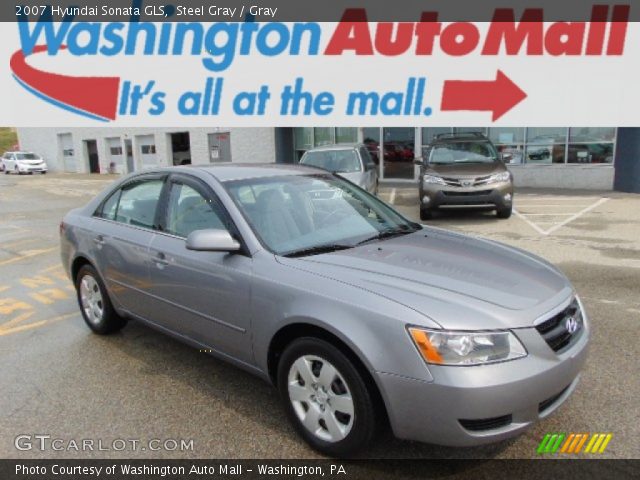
[
  {"xmin": 294, "ymin": 127, "xmax": 313, "ymax": 161},
  {"xmin": 525, "ymin": 128, "xmax": 567, "ymax": 164},
  {"xmin": 488, "ymin": 128, "xmax": 525, "ymax": 164},
  {"xmin": 567, "ymin": 127, "xmax": 616, "ymax": 164},
  {"xmin": 313, "ymin": 128, "xmax": 334, "ymax": 147},
  {"xmin": 335, "ymin": 127, "xmax": 357, "ymax": 144}
]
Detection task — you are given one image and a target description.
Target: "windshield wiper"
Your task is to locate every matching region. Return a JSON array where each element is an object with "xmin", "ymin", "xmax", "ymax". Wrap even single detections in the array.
[
  {"xmin": 282, "ymin": 244, "xmax": 353, "ymax": 258},
  {"xmin": 356, "ymin": 226, "xmax": 419, "ymax": 246}
]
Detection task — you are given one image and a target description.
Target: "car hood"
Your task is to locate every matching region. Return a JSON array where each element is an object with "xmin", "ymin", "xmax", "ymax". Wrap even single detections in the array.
[
  {"xmin": 277, "ymin": 229, "xmax": 573, "ymax": 330},
  {"xmin": 17, "ymin": 159, "xmax": 43, "ymax": 165},
  {"xmin": 426, "ymin": 162, "xmax": 504, "ymax": 177},
  {"xmin": 337, "ymin": 171, "xmax": 366, "ymax": 186}
]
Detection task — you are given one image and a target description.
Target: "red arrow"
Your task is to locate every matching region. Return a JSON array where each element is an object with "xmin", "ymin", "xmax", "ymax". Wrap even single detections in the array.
[{"xmin": 441, "ymin": 70, "xmax": 527, "ymax": 121}]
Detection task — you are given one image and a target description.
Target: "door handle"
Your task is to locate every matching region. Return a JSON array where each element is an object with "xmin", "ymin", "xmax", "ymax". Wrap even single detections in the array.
[
  {"xmin": 154, "ymin": 252, "xmax": 170, "ymax": 268},
  {"xmin": 93, "ymin": 235, "xmax": 105, "ymax": 247}
]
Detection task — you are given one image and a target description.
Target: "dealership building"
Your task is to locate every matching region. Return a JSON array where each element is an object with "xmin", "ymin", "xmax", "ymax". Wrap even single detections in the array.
[{"xmin": 15, "ymin": 127, "xmax": 640, "ymax": 192}]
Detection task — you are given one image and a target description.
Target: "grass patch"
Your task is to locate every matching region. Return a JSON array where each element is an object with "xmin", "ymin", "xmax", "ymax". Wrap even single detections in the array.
[{"xmin": 0, "ymin": 128, "xmax": 18, "ymax": 154}]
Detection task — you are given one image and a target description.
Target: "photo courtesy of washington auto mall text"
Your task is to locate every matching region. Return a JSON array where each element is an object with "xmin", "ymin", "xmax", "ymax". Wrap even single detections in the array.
[{"xmin": 0, "ymin": 0, "xmax": 639, "ymax": 479}]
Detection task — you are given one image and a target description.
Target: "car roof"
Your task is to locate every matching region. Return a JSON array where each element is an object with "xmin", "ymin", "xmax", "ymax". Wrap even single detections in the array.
[
  {"xmin": 4, "ymin": 151, "xmax": 35, "ymax": 154},
  {"xmin": 305, "ymin": 143, "xmax": 363, "ymax": 151},
  {"xmin": 177, "ymin": 163, "xmax": 328, "ymax": 182},
  {"xmin": 429, "ymin": 133, "xmax": 491, "ymax": 145}
]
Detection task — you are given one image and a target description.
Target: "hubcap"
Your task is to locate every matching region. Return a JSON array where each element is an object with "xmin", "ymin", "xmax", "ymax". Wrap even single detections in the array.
[
  {"xmin": 288, "ymin": 355, "xmax": 354, "ymax": 443},
  {"xmin": 79, "ymin": 275, "xmax": 104, "ymax": 325}
]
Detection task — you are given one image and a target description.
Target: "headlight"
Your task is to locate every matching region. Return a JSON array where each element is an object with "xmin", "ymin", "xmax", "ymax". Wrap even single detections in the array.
[
  {"xmin": 488, "ymin": 171, "xmax": 511, "ymax": 184},
  {"xmin": 408, "ymin": 327, "xmax": 527, "ymax": 366},
  {"xmin": 423, "ymin": 174, "xmax": 446, "ymax": 185}
]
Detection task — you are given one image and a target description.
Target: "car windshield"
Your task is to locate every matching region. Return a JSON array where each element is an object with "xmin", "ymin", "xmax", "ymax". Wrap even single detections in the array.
[
  {"xmin": 429, "ymin": 142, "xmax": 498, "ymax": 165},
  {"xmin": 225, "ymin": 174, "xmax": 420, "ymax": 256},
  {"xmin": 300, "ymin": 150, "xmax": 361, "ymax": 173},
  {"xmin": 16, "ymin": 153, "xmax": 39, "ymax": 160}
]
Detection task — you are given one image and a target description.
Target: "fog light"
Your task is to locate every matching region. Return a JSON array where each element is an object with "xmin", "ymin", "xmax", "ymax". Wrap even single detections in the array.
[
  {"xmin": 504, "ymin": 193, "xmax": 512, "ymax": 203},
  {"xmin": 422, "ymin": 196, "xmax": 431, "ymax": 205}
]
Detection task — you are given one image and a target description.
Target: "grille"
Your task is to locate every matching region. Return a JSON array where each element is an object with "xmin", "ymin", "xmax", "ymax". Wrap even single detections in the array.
[
  {"xmin": 442, "ymin": 190, "xmax": 492, "ymax": 197},
  {"xmin": 536, "ymin": 299, "xmax": 583, "ymax": 353},
  {"xmin": 441, "ymin": 175, "xmax": 492, "ymax": 188},
  {"xmin": 539, "ymin": 385, "xmax": 570, "ymax": 413},
  {"xmin": 459, "ymin": 414, "xmax": 512, "ymax": 432}
]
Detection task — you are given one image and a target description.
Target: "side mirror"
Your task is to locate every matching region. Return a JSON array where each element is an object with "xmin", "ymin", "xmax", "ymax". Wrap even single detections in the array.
[
  {"xmin": 186, "ymin": 229, "xmax": 241, "ymax": 252},
  {"xmin": 501, "ymin": 152, "xmax": 513, "ymax": 162}
]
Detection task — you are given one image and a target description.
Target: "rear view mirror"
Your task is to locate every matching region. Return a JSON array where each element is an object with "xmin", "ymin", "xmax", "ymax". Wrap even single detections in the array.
[{"xmin": 186, "ymin": 229, "xmax": 241, "ymax": 252}]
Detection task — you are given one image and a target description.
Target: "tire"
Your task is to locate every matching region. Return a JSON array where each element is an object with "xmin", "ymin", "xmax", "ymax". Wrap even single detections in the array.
[
  {"xmin": 277, "ymin": 337, "xmax": 377, "ymax": 457},
  {"xmin": 75, "ymin": 265, "xmax": 127, "ymax": 335},
  {"xmin": 419, "ymin": 207, "xmax": 433, "ymax": 220},
  {"xmin": 496, "ymin": 206, "xmax": 513, "ymax": 219},
  {"xmin": 41, "ymin": 171, "xmax": 47, "ymax": 174}
]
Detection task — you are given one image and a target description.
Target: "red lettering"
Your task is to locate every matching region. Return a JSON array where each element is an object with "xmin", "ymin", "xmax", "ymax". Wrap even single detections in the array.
[
  {"xmin": 607, "ymin": 5, "xmax": 629, "ymax": 55},
  {"xmin": 415, "ymin": 12, "xmax": 441, "ymax": 55},
  {"xmin": 545, "ymin": 22, "xmax": 586, "ymax": 55},
  {"xmin": 324, "ymin": 9, "xmax": 373, "ymax": 55},
  {"xmin": 482, "ymin": 9, "xmax": 544, "ymax": 55},
  {"xmin": 374, "ymin": 23, "xmax": 414, "ymax": 56},
  {"xmin": 440, "ymin": 22, "xmax": 480, "ymax": 56}
]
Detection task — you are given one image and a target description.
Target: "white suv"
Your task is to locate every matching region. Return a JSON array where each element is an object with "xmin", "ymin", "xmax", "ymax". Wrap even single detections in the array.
[{"xmin": 2, "ymin": 151, "xmax": 48, "ymax": 175}]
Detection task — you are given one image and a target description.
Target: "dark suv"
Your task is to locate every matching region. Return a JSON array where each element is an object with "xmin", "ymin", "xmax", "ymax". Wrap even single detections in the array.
[{"xmin": 416, "ymin": 133, "xmax": 514, "ymax": 220}]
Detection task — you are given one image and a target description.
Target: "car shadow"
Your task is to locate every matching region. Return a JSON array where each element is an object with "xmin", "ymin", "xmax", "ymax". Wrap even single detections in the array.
[{"xmin": 103, "ymin": 319, "xmax": 514, "ymax": 461}]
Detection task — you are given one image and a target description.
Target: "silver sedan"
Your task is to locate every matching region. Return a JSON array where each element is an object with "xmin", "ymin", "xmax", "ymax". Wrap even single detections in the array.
[{"xmin": 60, "ymin": 164, "xmax": 588, "ymax": 456}]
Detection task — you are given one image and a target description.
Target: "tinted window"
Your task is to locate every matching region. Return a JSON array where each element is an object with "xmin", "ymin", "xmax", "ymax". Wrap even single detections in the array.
[
  {"xmin": 97, "ymin": 189, "xmax": 122, "ymax": 221},
  {"xmin": 16, "ymin": 153, "xmax": 39, "ymax": 160},
  {"xmin": 359, "ymin": 147, "xmax": 375, "ymax": 168},
  {"xmin": 115, "ymin": 179, "xmax": 164, "ymax": 229},
  {"xmin": 301, "ymin": 150, "xmax": 361, "ymax": 173},
  {"xmin": 165, "ymin": 183, "xmax": 227, "ymax": 238},
  {"xmin": 429, "ymin": 142, "xmax": 498, "ymax": 165}
]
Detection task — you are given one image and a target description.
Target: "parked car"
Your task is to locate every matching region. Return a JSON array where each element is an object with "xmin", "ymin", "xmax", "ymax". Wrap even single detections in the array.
[
  {"xmin": 2, "ymin": 151, "xmax": 48, "ymax": 174},
  {"xmin": 417, "ymin": 133, "xmax": 513, "ymax": 220},
  {"xmin": 60, "ymin": 164, "xmax": 588, "ymax": 456},
  {"xmin": 300, "ymin": 143, "xmax": 378, "ymax": 194}
]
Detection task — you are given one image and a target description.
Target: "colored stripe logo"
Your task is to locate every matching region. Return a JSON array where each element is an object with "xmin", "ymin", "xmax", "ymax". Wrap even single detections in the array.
[{"xmin": 537, "ymin": 433, "xmax": 612, "ymax": 454}]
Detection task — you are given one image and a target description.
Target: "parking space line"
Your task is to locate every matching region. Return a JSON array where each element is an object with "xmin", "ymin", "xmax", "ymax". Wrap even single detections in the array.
[
  {"xmin": 389, "ymin": 188, "xmax": 397, "ymax": 205},
  {"xmin": 0, "ymin": 247, "xmax": 57, "ymax": 267},
  {"xmin": 0, "ymin": 312, "xmax": 76, "ymax": 337},
  {"xmin": 514, "ymin": 197, "xmax": 609, "ymax": 236},
  {"xmin": 544, "ymin": 198, "xmax": 609, "ymax": 235}
]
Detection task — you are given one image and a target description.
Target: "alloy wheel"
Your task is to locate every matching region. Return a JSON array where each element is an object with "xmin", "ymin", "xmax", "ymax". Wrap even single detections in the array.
[
  {"xmin": 287, "ymin": 355, "xmax": 354, "ymax": 443},
  {"xmin": 79, "ymin": 274, "xmax": 104, "ymax": 325}
]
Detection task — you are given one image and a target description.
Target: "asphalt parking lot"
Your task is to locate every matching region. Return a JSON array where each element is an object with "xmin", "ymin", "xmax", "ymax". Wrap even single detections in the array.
[{"xmin": 0, "ymin": 174, "xmax": 638, "ymax": 461}]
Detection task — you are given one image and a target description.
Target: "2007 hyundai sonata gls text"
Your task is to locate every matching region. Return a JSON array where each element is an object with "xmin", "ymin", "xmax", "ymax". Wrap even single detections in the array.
[{"xmin": 60, "ymin": 164, "xmax": 589, "ymax": 456}]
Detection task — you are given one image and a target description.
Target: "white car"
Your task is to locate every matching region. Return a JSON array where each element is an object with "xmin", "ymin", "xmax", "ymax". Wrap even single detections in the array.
[{"xmin": 2, "ymin": 151, "xmax": 48, "ymax": 174}]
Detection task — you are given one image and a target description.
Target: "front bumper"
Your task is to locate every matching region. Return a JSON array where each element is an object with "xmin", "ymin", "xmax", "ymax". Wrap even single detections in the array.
[
  {"xmin": 420, "ymin": 182, "xmax": 513, "ymax": 210},
  {"xmin": 18, "ymin": 164, "xmax": 47, "ymax": 173},
  {"xmin": 376, "ymin": 324, "xmax": 589, "ymax": 447}
]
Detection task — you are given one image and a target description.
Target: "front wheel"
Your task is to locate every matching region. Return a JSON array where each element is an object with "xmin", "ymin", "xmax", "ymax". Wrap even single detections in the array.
[
  {"xmin": 496, "ymin": 205, "xmax": 513, "ymax": 219},
  {"xmin": 277, "ymin": 338, "xmax": 377, "ymax": 457},
  {"xmin": 420, "ymin": 207, "xmax": 433, "ymax": 220},
  {"xmin": 75, "ymin": 265, "xmax": 126, "ymax": 335}
]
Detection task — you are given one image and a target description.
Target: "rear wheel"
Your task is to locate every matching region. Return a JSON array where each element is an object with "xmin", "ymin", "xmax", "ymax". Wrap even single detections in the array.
[
  {"xmin": 277, "ymin": 337, "xmax": 377, "ymax": 457},
  {"xmin": 75, "ymin": 265, "xmax": 126, "ymax": 335}
]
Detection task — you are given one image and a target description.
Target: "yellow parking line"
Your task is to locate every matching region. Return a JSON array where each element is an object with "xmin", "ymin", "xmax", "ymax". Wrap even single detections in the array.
[
  {"xmin": 0, "ymin": 312, "xmax": 76, "ymax": 337},
  {"xmin": 0, "ymin": 247, "xmax": 57, "ymax": 267},
  {"xmin": 0, "ymin": 311, "xmax": 34, "ymax": 329}
]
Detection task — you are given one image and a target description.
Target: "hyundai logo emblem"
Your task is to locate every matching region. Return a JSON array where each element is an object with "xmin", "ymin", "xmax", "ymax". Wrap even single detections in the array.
[{"xmin": 565, "ymin": 316, "xmax": 580, "ymax": 334}]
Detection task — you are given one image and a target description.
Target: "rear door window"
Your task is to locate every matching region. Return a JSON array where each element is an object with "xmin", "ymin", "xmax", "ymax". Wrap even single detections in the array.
[{"xmin": 95, "ymin": 178, "xmax": 164, "ymax": 229}]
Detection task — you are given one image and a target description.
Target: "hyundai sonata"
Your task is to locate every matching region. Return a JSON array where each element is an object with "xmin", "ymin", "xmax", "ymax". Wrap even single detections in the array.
[{"xmin": 60, "ymin": 164, "xmax": 588, "ymax": 456}]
